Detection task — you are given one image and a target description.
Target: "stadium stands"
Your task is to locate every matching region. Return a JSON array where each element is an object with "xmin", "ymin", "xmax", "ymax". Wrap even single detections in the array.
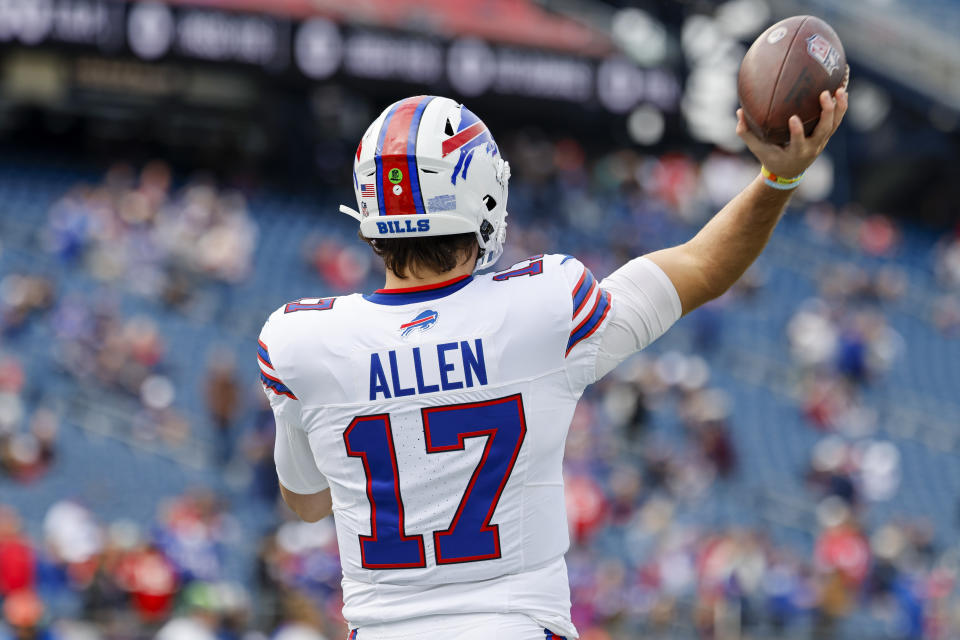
[{"xmin": 0, "ymin": 148, "xmax": 958, "ymax": 639}]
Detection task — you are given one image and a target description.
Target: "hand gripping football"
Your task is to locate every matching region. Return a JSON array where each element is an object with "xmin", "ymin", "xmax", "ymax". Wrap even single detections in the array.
[{"xmin": 738, "ymin": 15, "xmax": 848, "ymax": 145}]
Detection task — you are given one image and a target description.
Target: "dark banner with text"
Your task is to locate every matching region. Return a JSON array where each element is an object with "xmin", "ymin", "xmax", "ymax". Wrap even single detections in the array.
[{"xmin": 0, "ymin": 0, "xmax": 680, "ymax": 113}]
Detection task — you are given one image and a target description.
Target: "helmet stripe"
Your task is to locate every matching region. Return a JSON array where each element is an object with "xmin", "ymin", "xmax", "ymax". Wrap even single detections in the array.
[
  {"xmin": 441, "ymin": 121, "xmax": 487, "ymax": 157},
  {"xmin": 377, "ymin": 96, "xmax": 428, "ymax": 216},
  {"xmin": 373, "ymin": 104, "xmax": 396, "ymax": 217},
  {"xmin": 406, "ymin": 96, "xmax": 434, "ymax": 215}
]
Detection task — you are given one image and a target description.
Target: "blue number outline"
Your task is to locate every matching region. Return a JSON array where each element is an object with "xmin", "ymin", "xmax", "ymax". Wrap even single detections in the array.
[
  {"xmin": 284, "ymin": 297, "xmax": 335, "ymax": 313},
  {"xmin": 422, "ymin": 394, "xmax": 527, "ymax": 564},
  {"xmin": 492, "ymin": 255, "xmax": 544, "ymax": 281},
  {"xmin": 343, "ymin": 414, "xmax": 426, "ymax": 569}
]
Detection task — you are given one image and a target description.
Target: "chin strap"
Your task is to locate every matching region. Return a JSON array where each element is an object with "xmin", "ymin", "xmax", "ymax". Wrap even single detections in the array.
[{"xmin": 339, "ymin": 204, "xmax": 362, "ymax": 221}]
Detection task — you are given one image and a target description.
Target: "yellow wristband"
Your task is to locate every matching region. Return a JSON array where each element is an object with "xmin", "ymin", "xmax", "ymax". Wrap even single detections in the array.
[{"xmin": 761, "ymin": 165, "xmax": 804, "ymax": 190}]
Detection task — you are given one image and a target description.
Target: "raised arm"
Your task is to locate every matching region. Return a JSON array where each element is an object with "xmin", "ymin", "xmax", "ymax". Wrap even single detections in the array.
[{"xmin": 647, "ymin": 88, "xmax": 848, "ymax": 315}]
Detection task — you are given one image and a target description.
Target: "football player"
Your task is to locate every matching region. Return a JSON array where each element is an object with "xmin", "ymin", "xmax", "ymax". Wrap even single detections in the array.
[{"xmin": 259, "ymin": 90, "xmax": 847, "ymax": 639}]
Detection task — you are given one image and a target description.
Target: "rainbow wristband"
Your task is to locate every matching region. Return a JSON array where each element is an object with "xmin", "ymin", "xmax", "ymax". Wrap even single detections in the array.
[{"xmin": 761, "ymin": 166, "xmax": 804, "ymax": 190}]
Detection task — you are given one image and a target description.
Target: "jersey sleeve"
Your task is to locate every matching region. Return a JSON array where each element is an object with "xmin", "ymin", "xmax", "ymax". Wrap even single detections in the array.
[
  {"xmin": 258, "ymin": 318, "xmax": 329, "ymax": 495},
  {"xmin": 560, "ymin": 256, "xmax": 616, "ymax": 390},
  {"xmin": 595, "ymin": 257, "xmax": 682, "ymax": 378},
  {"xmin": 560, "ymin": 256, "xmax": 681, "ymax": 389}
]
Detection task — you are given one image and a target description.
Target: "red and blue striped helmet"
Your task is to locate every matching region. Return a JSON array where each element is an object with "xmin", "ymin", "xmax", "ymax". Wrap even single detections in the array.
[{"xmin": 340, "ymin": 96, "xmax": 510, "ymax": 271}]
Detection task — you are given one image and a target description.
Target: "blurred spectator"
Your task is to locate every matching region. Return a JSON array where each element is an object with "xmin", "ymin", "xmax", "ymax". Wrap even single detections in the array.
[
  {"xmin": 813, "ymin": 498, "xmax": 871, "ymax": 637},
  {"xmin": 272, "ymin": 591, "xmax": 330, "ymax": 640},
  {"xmin": 155, "ymin": 582, "xmax": 218, "ymax": 640},
  {"xmin": 134, "ymin": 382, "xmax": 190, "ymax": 447},
  {"xmin": 565, "ymin": 475, "xmax": 607, "ymax": 545},
  {"xmin": 82, "ymin": 521, "xmax": 137, "ymax": 624},
  {"xmin": 0, "ymin": 356, "xmax": 24, "ymax": 394},
  {"xmin": 243, "ymin": 393, "xmax": 280, "ymax": 503},
  {"xmin": 698, "ymin": 422, "xmax": 737, "ymax": 478},
  {"xmin": 789, "ymin": 299, "xmax": 902, "ymax": 387},
  {"xmin": 857, "ymin": 440, "xmax": 901, "ymax": 502},
  {"xmin": 680, "ymin": 388, "xmax": 737, "ymax": 478},
  {"xmin": 932, "ymin": 294, "xmax": 960, "ymax": 336},
  {"xmin": 42, "ymin": 502, "xmax": 103, "ymax": 592},
  {"xmin": 205, "ymin": 350, "xmax": 241, "ymax": 466},
  {"xmin": 154, "ymin": 492, "xmax": 230, "ymax": 584},
  {"xmin": 123, "ymin": 543, "xmax": 179, "ymax": 625},
  {"xmin": 0, "ymin": 590, "xmax": 55, "ymax": 640},
  {"xmin": 211, "ymin": 582, "xmax": 254, "ymax": 640},
  {"xmin": 0, "ymin": 275, "xmax": 55, "ymax": 337},
  {"xmin": 0, "ymin": 409, "xmax": 58, "ymax": 483},
  {"xmin": 807, "ymin": 437, "xmax": 859, "ymax": 507},
  {"xmin": 935, "ymin": 233, "xmax": 960, "ymax": 291},
  {"xmin": 858, "ymin": 214, "xmax": 899, "ymax": 257},
  {"xmin": 0, "ymin": 507, "xmax": 34, "ymax": 597}
]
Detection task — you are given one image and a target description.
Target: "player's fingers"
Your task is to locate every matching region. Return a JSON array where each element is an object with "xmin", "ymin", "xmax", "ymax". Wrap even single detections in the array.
[
  {"xmin": 810, "ymin": 90, "xmax": 835, "ymax": 143},
  {"xmin": 832, "ymin": 87, "xmax": 848, "ymax": 130},
  {"xmin": 736, "ymin": 109, "xmax": 766, "ymax": 152},
  {"xmin": 787, "ymin": 115, "xmax": 805, "ymax": 149},
  {"xmin": 735, "ymin": 108, "xmax": 748, "ymax": 135}
]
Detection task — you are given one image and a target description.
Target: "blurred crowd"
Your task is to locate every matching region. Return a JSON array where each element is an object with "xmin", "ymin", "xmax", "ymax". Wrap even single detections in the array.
[
  {"xmin": 0, "ymin": 137, "xmax": 957, "ymax": 640},
  {"xmin": 0, "ymin": 273, "xmax": 59, "ymax": 481},
  {"xmin": 0, "ymin": 494, "xmax": 339, "ymax": 640},
  {"xmin": 933, "ymin": 223, "xmax": 960, "ymax": 336},
  {"xmin": 41, "ymin": 162, "xmax": 257, "ymax": 316}
]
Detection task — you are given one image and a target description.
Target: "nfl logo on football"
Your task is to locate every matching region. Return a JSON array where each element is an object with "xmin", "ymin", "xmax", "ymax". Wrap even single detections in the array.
[{"xmin": 806, "ymin": 33, "xmax": 840, "ymax": 74}]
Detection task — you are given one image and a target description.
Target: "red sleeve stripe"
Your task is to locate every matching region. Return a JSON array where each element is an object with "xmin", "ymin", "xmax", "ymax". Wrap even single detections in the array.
[
  {"xmin": 257, "ymin": 339, "xmax": 273, "ymax": 368},
  {"xmin": 258, "ymin": 338, "xmax": 296, "ymax": 398},
  {"xmin": 259, "ymin": 368, "xmax": 285, "ymax": 386},
  {"xmin": 571, "ymin": 268, "xmax": 597, "ymax": 319},
  {"xmin": 565, "ymin": 290, "xmax": 611, "ymax": 356},
  {"xmin": 260, "ymin": 371, "xmax": 297, "ymax": 400},
  {"xmin": 257, "ymin": 353, "xmax": 274, "ymax": 371},
  {"xmin": 572, "ymin": 279, "xmax": 597, "ymax": 319}
]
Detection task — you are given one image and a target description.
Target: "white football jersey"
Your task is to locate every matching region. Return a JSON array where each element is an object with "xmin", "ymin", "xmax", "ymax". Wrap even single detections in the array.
[{"xmin": 258, "ymin": 253, "xmax": 680, "ymax": 637}]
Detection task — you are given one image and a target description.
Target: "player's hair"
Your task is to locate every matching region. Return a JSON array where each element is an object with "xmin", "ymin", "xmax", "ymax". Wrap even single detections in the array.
[{"xmin": 359, "ymin": 232, "xmax": 478, "ymax": 279}]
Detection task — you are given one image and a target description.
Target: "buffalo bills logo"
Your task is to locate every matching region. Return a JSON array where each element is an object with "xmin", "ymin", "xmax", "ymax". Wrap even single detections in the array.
[
  {"xmin": 441, "ymin": 106, "xmax": 499, "ymax": 185},
  {"xmin": 400, "ymin": 309, "xmax": 438, "ymax": 337}
]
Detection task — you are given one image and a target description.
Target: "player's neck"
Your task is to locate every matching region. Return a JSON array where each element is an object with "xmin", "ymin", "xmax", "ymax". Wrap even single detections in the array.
[{"xmin": 383, "ymin": 264, "xmax": 473, "ymax": 290}]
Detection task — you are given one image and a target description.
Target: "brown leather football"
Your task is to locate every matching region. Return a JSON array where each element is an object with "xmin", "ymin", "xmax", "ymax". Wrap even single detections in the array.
[{"xmin": 738, "ymin": 15, "xmax": 848, "ymax": 145}]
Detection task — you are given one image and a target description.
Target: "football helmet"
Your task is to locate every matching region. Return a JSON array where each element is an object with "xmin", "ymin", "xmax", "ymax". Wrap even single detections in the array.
[{"xmin": 340, "ymin": 96, "xmax": 510, "ymax": 271}]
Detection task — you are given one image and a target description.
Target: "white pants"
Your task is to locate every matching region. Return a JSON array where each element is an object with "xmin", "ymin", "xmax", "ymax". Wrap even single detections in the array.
[{"xmin": 347, "ymin": 612, "xmax": 573, "ymax": 640}]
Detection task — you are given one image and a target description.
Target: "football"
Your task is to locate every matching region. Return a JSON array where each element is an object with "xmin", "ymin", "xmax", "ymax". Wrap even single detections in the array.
[{"xmin": 738, "ymin": 15, "xmax": 848, "ymax": 145}]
